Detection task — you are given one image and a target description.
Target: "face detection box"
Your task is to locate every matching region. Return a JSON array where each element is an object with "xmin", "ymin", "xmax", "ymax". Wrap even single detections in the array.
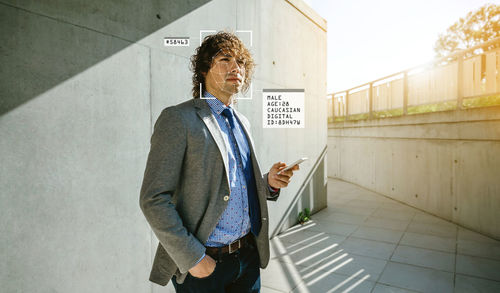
[{"xmin": 263, "ymin": 89, "xmax": 305, "ymax": 128}]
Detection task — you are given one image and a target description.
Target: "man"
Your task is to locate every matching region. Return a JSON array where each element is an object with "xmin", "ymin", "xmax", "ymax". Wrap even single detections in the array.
[{"xmin": 140, "ymin": 31, "xmax": 299, "ymax": 292}]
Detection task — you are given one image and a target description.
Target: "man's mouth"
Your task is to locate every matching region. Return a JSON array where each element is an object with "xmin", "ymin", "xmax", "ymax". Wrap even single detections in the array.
[{"xmin": 226, "ymin": 76, "xmax": 242, "ymax": 82}]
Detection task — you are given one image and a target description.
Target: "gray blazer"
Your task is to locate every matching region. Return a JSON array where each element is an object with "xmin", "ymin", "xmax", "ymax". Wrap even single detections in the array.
[{"xmin": 139, "ymin": 98, "xmax": 280, "ymax": 286}]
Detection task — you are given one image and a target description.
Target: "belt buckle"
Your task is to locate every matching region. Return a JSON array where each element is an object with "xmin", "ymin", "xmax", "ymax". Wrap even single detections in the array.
[{"xmin": 228, "ymin": 239, "xmax": 241, "ymax": 254}]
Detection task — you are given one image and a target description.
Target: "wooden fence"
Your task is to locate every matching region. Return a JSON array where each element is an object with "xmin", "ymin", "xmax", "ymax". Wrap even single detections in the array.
[{"xmin": 328, "ymin": 38, "xmax": 500, "ymax": 122}]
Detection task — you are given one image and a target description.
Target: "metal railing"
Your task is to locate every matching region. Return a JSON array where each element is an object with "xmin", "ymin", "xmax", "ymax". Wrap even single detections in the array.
[{"xmin": 327, "ymin": 37, "xmax": 500, "ymax": 122}]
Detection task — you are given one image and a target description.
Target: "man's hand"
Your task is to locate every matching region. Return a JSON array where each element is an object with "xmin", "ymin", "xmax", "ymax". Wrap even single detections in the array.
[
  {"xmin": 188, "ymin": 255, "xmax": 216, "ymax": 278},
  {"xmin": 268, "ymin": 162, "xmax": 300, "ymax": 189}
]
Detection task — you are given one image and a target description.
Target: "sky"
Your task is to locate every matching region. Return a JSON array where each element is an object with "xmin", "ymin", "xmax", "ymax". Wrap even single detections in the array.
[{"xmin": 304, "ymin": 0, "xmax": 499, "ymax": 93}]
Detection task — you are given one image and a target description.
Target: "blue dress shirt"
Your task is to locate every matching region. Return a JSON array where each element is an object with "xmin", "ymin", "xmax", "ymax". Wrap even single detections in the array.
[{"xmin": 204, "ymin": 92, "xmax": 252, "ymax": 247}]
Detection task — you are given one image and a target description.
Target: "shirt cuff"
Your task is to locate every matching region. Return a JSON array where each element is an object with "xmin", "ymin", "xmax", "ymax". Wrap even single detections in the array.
[
  {"xmin": 191, "ymin": 252, "xmax": 206, "ymax": 269},
  {"xmin": 268, "ymin": 184, "xmax": 280, "ymax": 193}
]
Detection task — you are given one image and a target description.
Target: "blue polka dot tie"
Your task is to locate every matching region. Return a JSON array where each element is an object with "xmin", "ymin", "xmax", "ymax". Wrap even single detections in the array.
[{"xmin": 222, "ymin": 108, "xmax": 261, "ymax": 236}]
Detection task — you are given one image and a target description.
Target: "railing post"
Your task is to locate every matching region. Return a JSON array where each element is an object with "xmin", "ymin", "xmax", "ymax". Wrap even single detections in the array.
[
  {"xmin": 331, "ymin": 94, "xmax": 335, "ymax": 122},
  {"xmin": 369, "ymin": 83, "xmax": 373, "ymax": 119},
  {"xmin": 403, "ymin": 71, "xmax": 408, "ymax": 115},
  {"xmin": 457, "ymin": 52, "xmax": 464, "ymax": 109},
  {"xmin": 345, "ymin": 91, "xmax": 349, "ymax": 121}
]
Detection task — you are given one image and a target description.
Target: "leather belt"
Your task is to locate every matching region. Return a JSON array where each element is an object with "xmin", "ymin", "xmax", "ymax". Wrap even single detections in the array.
[{"xmin": 205, "ymin": 233, "xmax": 253, "ymax": 257}]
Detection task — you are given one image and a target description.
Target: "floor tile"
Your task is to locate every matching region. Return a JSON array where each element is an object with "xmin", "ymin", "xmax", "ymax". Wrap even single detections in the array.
[
  {"xmin": 346, "ymin": 200, "xmax": 382, "ymax": 209},
  {"xmin": 338, "ymin": 206, "xmax": 378, "ymax": 216},
  {"xmin": 371, "ymin": 208, "xmax": 415, "ymax": 221},
  {"xmin": 358, "ymin": 194, "xmax": 391, "ymax": 203},
  {"xmin": 275, "ymin": 234, "xmax": 346, "ymax": 267},
  {"xmin": 351, "ymin": 226, "xmax": 404, "ymax": 244},
  {"xmin": 362, "ymin": 216, "xmax": 410, "ymax": 231},
  {"xmin": 406, "ymin": 222, "xmax": 457, "ymax": 238},
  {"xmin": 165, "ymin": 282, "xmax": 176, "ymax": 293},
  {"xmin": 456, "ymin": 254, "xmax": 500, "ymax": 281},
  {"xmin": 371, "ymin": 283, "xmax": 421, "ymax": 293},
  {"xmin": 313, "ymin": 209, "xmax": 338, "ymax": 221},
  {"xmin": 328, "ymin": 198, "xmax": 353, "ymax": 205},
  {"xmin": 391, "ymin": 245, "xmax": 455, "ymax": 272},
  {"xmin": 269, "ymin": 239, "xmax": 281, "ymax": 260},
  {"xmin": 261, "ymin": 286, "xmax": 287, "ymax": 293},
  {"xmin": 291, "ymin": 271, "xmax": 375, "ymax": 293},
  {"xmin": 298, "ymin": 252, "xmax": 387, "ymax": 282},
  {"xmin": 272, "ymin": 231, "xmax": 329, "ymax": 253},
  {"xmin": 458, "ymin": 239, "xmax": 500, "ymax": 261},
  {"xmin": 329, "ymin": 191, "xmax": 358, "ymax": 200},
  {"xmin": 458, "ymin": 227, "xmax": 500, "ymax": 244},
  {"xmin": 378, "ymin": 262, "xmax": 454, "ymax": 293},
  {"xmin": 260, "ymin": 260, "xmax": 304, "ymax": 292},
  {"xmin": 399, "ymin": 232, "xmax": 456, "ymax": 253},
  {"xmin": 277, "ymin": 225, "xmax": 327, "ymax": 245},
  {"xmin": 455, "ymin": 274, "xmax": 500, "ymax": 293},
  {"xmin": 412, "ymin": 213, "xmax": 454, "ymax": 226},
  {"xmin": 323, "ymin": 212, "xmax": 370, "ymax": 225},
  {"xmin": 279, "ymin": 220, "xmax": 317, "ymax": 233},
  {"xmin": 293, "ymin": 248, "xmax": 351, "ymax": 276},
  {"xmin": 340, "ymin": 237, "xmax": 396, "ymax": 260},
  {"xmin": 307, "ymin": 220, "xmax": 359, "ymax": 236},
  {"xmin": 379, "ymin": 202, "xmax": 418, "ymax": 212}
]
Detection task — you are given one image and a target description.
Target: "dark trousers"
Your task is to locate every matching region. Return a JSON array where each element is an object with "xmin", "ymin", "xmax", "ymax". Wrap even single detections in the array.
[{"xmin": 172, "ymin": 244, "xmax": 261, "ymax": 293}]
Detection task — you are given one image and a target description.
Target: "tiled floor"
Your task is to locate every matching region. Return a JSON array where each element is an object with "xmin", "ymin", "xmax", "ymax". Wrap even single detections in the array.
[{"xmin": 261, "ymin": 178, "xmax": 500, "ymax": 293}]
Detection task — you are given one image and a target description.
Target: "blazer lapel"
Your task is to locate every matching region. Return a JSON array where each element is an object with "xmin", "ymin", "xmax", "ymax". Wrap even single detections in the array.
[
  {"xmin": 234, "ymin": 111, "xmax": 255, "ymax": 148},
  {"xmin": 194, "ymin": 99, "xmax": 230, "ymax": 188}
]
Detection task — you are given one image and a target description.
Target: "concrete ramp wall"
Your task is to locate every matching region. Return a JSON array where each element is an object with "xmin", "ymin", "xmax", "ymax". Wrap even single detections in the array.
[{"xmin": 328, "ymin": 106, "xmax": 500, "ymax": 240}]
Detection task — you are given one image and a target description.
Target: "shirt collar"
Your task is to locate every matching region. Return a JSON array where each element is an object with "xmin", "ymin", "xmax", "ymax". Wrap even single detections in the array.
[{"xmin": 204, "ymin": 91, "xmax": 233, "ymax": 116}]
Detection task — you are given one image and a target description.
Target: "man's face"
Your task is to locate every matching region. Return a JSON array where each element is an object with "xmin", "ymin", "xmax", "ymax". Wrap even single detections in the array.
[{"xmin": 204, "ymin": 50, "xmax": 246, "ymax": 96}]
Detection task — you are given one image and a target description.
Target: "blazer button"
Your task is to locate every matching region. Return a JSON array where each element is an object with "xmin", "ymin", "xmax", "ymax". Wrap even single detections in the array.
[{"xmin": 223, "ymin": 195, "xmax": 229, "ymax": 201}]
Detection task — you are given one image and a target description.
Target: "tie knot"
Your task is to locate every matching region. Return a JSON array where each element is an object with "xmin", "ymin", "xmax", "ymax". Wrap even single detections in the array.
[{"xmin": 222, "ymin": 108, "xmax": 234, "ymax": 118}]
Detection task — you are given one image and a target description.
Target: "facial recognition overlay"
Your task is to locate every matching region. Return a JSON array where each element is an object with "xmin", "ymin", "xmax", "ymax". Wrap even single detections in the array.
[
  {"xmin": 164, "ymin": 37, "xmax": 189, "ymax": 46},
  {"xmin": 263, "ymin": 89, "xmax": 305, "ymax": 128},
  {"xmin": 200, "ymin": 30, "xmax": 253, "ymax": 100}
]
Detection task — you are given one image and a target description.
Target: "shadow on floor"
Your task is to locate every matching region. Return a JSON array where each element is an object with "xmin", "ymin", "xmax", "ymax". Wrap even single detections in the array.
[{"xmin": 261, "ymin": 178, "xmax": 500, "ymax": 293}]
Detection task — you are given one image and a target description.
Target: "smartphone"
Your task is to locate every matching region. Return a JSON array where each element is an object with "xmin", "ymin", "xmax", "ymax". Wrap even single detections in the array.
[{"xmin": 277, "ymin": 157, "xmax": 308, "ymax": 174}]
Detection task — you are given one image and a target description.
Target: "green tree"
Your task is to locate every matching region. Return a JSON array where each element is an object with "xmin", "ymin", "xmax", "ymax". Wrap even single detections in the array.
[{"xmin": 434, "ymin": 4, "xmax": 499, "ymax": 58}]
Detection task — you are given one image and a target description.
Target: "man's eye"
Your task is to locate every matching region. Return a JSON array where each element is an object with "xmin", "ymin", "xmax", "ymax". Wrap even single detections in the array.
[{"xmin": 220, "ymin": 58, "xmax": 229, "ymax": 61}]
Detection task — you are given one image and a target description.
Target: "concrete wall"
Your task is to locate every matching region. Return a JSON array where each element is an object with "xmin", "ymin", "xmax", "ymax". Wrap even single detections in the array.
[
  {"xmin": 0, "ymin": 0, "xmax": 326, "ymax": 292},
  {"xmin": 328, "ymin": 106, "xmax": 500, "ymax": 240}
]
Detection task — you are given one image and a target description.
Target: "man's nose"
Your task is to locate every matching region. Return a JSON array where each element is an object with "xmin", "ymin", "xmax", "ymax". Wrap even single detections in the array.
[{"xmin": 229, "ymin": 59, "xmax": 243, "ymax": 73}]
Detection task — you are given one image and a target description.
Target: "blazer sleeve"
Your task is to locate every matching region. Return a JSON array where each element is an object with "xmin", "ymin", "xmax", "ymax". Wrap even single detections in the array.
[
  {"xmin": 139, "ymin": 106, "xmax": 206, "ymax": 274},
  {"xmin": 263, "ymin": 172, "xmax": 281, "ymax": 201}
]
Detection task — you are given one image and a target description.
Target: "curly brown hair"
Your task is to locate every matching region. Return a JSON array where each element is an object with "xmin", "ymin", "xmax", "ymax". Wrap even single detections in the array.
[{"xmin": 190, "ymin": 31, "xmax": 255, "ymax": 98}]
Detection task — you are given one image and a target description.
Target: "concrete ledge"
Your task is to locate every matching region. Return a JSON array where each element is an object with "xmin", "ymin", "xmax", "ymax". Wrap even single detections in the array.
[
  {"xmin": 329, "ymin": 105, "xmax": 500, "ymax": 129},
  {"xmin": 284, "ymin": 0, "xmax": 327, "ymax": 32},
  {"xmin": 328, "ymin": 106, "xmax": 500, "ymax": 141}
]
